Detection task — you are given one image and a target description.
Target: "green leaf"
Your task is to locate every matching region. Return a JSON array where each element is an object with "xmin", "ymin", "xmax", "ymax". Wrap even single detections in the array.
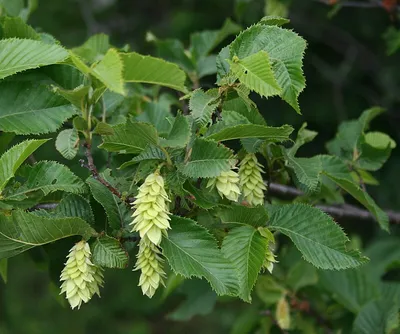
[
  {"xmin": 222, "ymin": 226, "xmax": 268, "ymax": 302},
  {"xmin": 92, "ymin": 235, "xmax": 129, "ymax": 269},
  {"xmin": 161, "ymin": 215, "xmax": 239, "ymax": 296},
  {"xmin": 54, "ymin": 194, "xmax": 94, "ymax": 224},
  {"xmin": 119, "ymin": 145, "xmax": 166, "ymax": 169},
  {"xmin": 229, "ymin": 51, "xmax": 281, "ymax": 98},
  {"xmin": 319, "ymin": 269, "xmax": 379, "ymax": 313},
  {"xmin": 136, "ymin": 99, "xmax": 174, "ymax": 136},
  {"xmin": 99, "ymin": 120, "xmax": 159, "ymax": 154},
  {"xmin": 364, "ymin": 131, "xmax": 396, "ymax": 149},
  {"xmin": 206, "ymin": 124, "xmax": 293, "ymax": 142},
  {"xmin": 87, "ymin": 177, "xmax": 129, "ymax": 230},
  {"xmin": 269, "ymin": 204, "xmax": 367, "ymax": 270},
  {"xmin": 55, "ymin": 128, "xmax": 79, "ymax": 160},
  {"xmin": 189, "ymin": 89, "xmax": 219, "ymax": 126},
  {"xmin": 217, "ymin": 205, "xmax": 269, "ymax": 227},
  {"xmin": 122, "ymin": 52, "xmax": 187, "ymax": 92},
  {"xmin": 0, "ymin": 38, "xmax": 68, "ymax": 79},
  {"xmin": 353, "ymin": 300, "xmax": 399, "ymax": 334},
  {"xmin": 72, "ymin": 33, "xmax": 110, "ymax": 63},
  {"xmin": 184, "ymin": 182, "xmax": 219, "ymax": 210},
  {"xmin": 0, "ymin": 16, "xmax": 40, "ymax": 39},
  {"xmin": 0, "ymin": 139, "xmax": 48, "ymax": 192},
  {"xmin": 5, "ymin": 161, "xmax": 85, "ymax": 200},
  {"xmin": 383, "ymin": 27, "xmax": 400, "ymax": 56},
  {"xmin": 160, "ymin": 113, "xmax": 191, "ymax": 148},
  {"xmin": 286, "ymin": 261, "xmax": 318, "ymax": 292},
  {"xmin": 52, "ymin": 85, "xmax": 90, "ymax": 108},
  {"xmin": 0, "ymin": 258, "xmax": 7, "ymax": 283},
  {"xmin": 190, "ymin": 18, "xmax": 241, "ymax": 60},
  {"xmin": 259, "ymin": 16, "xmax": 290, "ymax": 27},
  {"xmin": 178, "ymin": 138, "xmax": 235, "ymax": 178},
  {"xmin": 91, "ymin": 48, "xmax": 125, "ymax": 95},
  {"xmin": 229, "ymin": 25, "xmax": 306, "ymax": 113},
  {"xmin": 285, "ymin": 155, "xmax": 321, "ymax": 193},
  {"xmin": 0, "ymin": 210, "xmax": 95, "ymax": 259},
  {"xmin": 321, "ymin": 155, "xmax": 389, "ymax": 231},
  {"xmin": 288, "ymin": 123, "xmax": 318, "ymax": 156},
  {"xmin": 0, "ymin": 82, "xmax": 77, "ymax": 135}
]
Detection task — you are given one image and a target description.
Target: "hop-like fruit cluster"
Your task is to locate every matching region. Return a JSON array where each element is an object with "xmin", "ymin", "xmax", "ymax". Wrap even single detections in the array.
[
  {"xmin": 207, "ymin": 170, "xmax": 241, "ymax": 202},
  {"xmin": 239, "ymin": 154, "xmax": 266, "ymax": 206},
  {"xmin": 60, "ymin": 240, "xmax": 104, "ymax": 309},
  {"xmin": 134, "ymin": 236, "xmax": 166, "ymax": 298},
  {"xmin": 263, "ymin": 247, "xmax": 277, "ymax": 274},
  {"xmin": 131, "ymin": 172, "xmax": 171, "ymax": 246}
]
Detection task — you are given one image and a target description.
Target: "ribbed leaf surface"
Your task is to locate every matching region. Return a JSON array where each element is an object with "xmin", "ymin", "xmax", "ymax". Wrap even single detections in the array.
[
  {"xmin": 0, "ymin": 139, "xmax": 48, "ymax": 191},
  {"xmin": 122, "ymin": 52, "xmax": 187, "ymax": 92},
  {"xmin": 178, "ymin": 138, "xmax": 235, "ymax": 178},
  {"xmin": 55, "ymin": 128, "xmax": 79, "ymax": 160},
  {"xmin": 0, "ymin": 82, "xmax": 77, "ymax": 135},
  {"xmin": 161, "ymin": 216, "xmax": 239, "ymax": 296},
  {"xmin": 0, "ymin": 210, "xmax": 94, "ymax": 259},
  {"xmin": 222, "ymin": 226, "xmax": 268, "ymax": 302},
  {"xmin": 189, "ymin": 89, "xmax": 219, "ymax": 126},
  {"xmin": 269, "ymin": 204, "xmax": 367, "ymax": 270},
  {"xmin": 92, "ymin": 236, "xmax": 129, "ymax": 269},
  {"xmin": 0, "ymin": 38, "xmax": 68, "ymax": 79}
]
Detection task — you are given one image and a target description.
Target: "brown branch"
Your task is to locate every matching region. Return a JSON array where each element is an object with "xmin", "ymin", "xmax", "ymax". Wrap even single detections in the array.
[
  {"xmin": 82, "ymin": 142, "xmax": 131, "ymax": 204},
  {"xmin": 268, "ymin": 182, "xmax": 400, "ymax": 225}
]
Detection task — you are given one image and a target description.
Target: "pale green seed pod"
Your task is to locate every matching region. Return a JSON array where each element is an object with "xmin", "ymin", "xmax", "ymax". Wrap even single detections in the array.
[
  {"xmin": 239, "ymin": 154, "xmax": 266, "ymax": 206},
  {"xmin": 263, "ymin": 247, "xmax": 277, "ymax": 274},
  {"xmin": 60, "ymin": 240, "xmax": 104, "ymax": 310},
  {"xmin": 131, "ymin": 172, "xmax": 171, "ymax": 246},
  {"xmin": 134, "ymin": 236, "xmax": 166, "ymax": 298},
  {"xmin": 207, "ymin": 170, "xmax": 241, "ymax": 202}
]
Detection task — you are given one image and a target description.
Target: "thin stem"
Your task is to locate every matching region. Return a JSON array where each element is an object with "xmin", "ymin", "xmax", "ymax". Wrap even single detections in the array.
[{"xmin": 159, "ymin": 146, "xmax": 173, "ymax": 167}]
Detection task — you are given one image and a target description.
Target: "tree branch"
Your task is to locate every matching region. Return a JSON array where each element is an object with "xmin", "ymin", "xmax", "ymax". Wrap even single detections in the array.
[
  {"xmin": 81, "ymin": 143, "xmax": 131, "ymax": 204},
  {"xmin": 268, "ymin": 182, "xmax": 400, "ymax": 225}
]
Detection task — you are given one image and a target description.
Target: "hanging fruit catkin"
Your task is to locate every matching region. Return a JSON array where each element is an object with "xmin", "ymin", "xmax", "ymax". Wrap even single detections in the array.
[
  {"xmin": 206, "ymin": 169, "xmax": 241, "ymax": 202},
  {"xmin": 239, "ymin": 154, "xmax": 266, "ymax": 206},
  {"xmin": 130, "ymin": 172, "xmax": 171, "ymax": 246},
  {"xmin": 263, "ymin": 247, "xmax": 277, "ymax": 274},
  {"xmin": 134, "ymin": 236, "xmax": 166, "ymax": 298},
  {"xmin": 60, "ymin": 240, "xmax": 104, "ymax": 310}
]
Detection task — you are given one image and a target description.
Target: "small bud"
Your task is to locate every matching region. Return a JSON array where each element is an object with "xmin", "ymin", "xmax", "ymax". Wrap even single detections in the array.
[
  {"xmin": 207, "ymin": 170, "xmax": 241, "ymax": 202},
  {"xmin": 60, "ymin": 240, "xmax": 104, "ymax": 310},
  {"xmin": 239, "ymin": 154, "xmax": 266, "ymax": 206},
  {"xmin": 131, "ymin": 172, "xmax": 171, "ymax": 246},
  {"xmin": 134, "ymin": 236, "xmax": 166, "ymax": 298}
]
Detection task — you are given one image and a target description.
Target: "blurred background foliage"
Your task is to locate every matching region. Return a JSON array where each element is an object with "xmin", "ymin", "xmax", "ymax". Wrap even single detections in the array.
[{"xmin": 1, "ymin": 0, "xmax": 400, "ymax": 333}]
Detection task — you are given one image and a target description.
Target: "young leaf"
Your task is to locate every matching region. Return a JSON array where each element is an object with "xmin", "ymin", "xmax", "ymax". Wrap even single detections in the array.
[
  {"xmin": 178, "ymin": 138, "xmax": 236, "ymax": 178},
  {"xmin": 160, "ymin": 113, "xmax": 191, "ymax": 148},
  {"xmin": 0, "ymin": 38, "xmax": 68, "ymax": 79},
  {"xmin": 0, "ymin": 139, "xmax": 48, "ymax": 192},
  {"xmin": 229, "ymin": 25, "xmax": 306, "ymax": 113},
  {"xmin": 206, "ymin": 124, "xmax": 293, "ymax": 142},
  {"xmin": 54, "ymin": 194, "xmax": 94, "ymax": 224},
  {"xmin": 221, "ymin": 226, "xmax": 268, "ymax": 302},
  {"xmin": 189, "ymin": 89, "xmax": 219, "ymax": 126},
  {"xmin": 0, "ymin": 210, "xmax": 95, "ymax": 259},
  {"xmin": 259, "ymin": 16, "xmax": 290, "ymax": 27},
  {"xmin": 99, "ymin": 120, "xmax": 159, "ymax": 154},
  {"xmin": 161, "ymin": 216, "xmax": 239, "ymax": 296},
  {"xmin": 87, "ymin": 177, "xmax": 129, "ymax": 230},
  {"xmin": 229, "ymin": 51, "xmax": 281, "ymax": 98},
  {"xmin": 91, "ymin": 48, "xmax": 125, "ymax": 95},
  {"xmin": 0, "ymin": 82, "xmax": 77, "ymax": 135},
  {"xmin": 0, "ymin": 16, "xmax": 40, "ymax": 39},
  {"xmin": 5, "ymin": 161, "xmax": 85, "ymax": 200},
  {"xmin": 321, "ymin": 155, "xmax": 389, "ymax": 231},
  {"xmin": 122, "ymin": 52, "xmax": 187, "ymax": 92},
  {"xmin": 92, "ymin": 236, "xmax": 129, "ymax": 269},
  {"xmin": 72, "ymin": 33, "xmax": 110, "ymax": 63},
  {"xmin": 269, "ymin": 204, "xmax": 368, "ymax": 270},
  {"xmin": 55, "ymin": 128, "xmax": 79, "ymax": 160},
  {"xmin": 285, "ymin": 155, "xmax": 321, "ymax": 193}
]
